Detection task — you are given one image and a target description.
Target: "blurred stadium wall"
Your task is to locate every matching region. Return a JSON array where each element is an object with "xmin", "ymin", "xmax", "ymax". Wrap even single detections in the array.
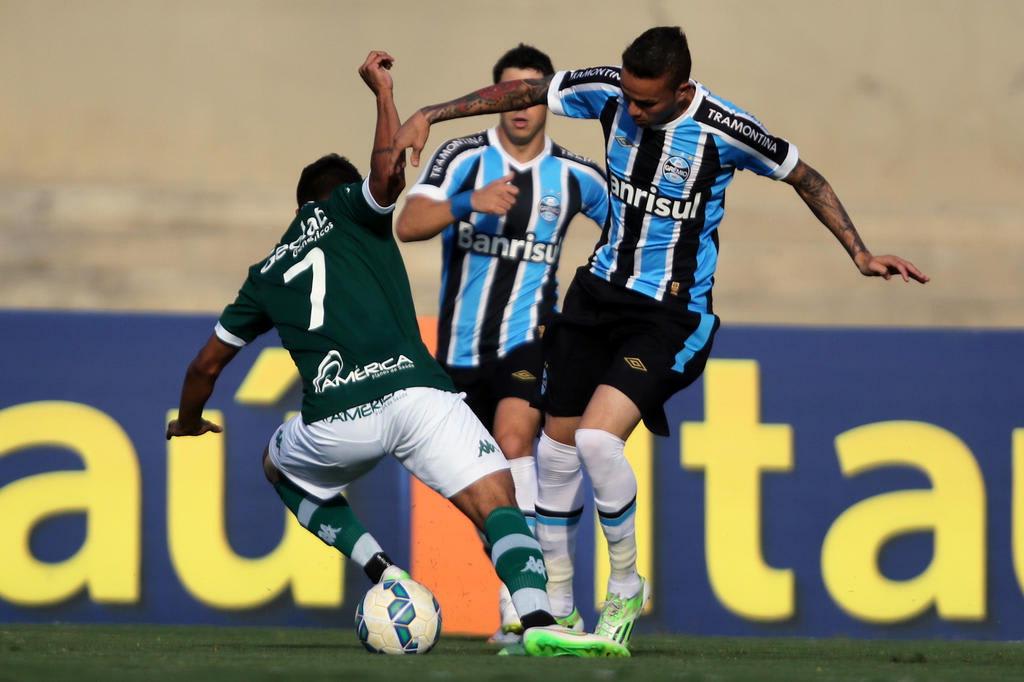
[{"xmin": 1, "ymin": 0, "xmax": 1022, "ymax": 326}]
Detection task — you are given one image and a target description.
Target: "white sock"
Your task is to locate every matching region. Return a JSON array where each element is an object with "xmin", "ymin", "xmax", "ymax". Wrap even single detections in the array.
[
  {"xmin": 575, "ymin": 428, "xmax": 641, "ymax": 598},
  {"xmin": 535, "ymin": 431, "xmax": 584, "ymax": 618},
  {"xmin": 508, "ymin": 455, "xmax": 537, "ymax": 534}
]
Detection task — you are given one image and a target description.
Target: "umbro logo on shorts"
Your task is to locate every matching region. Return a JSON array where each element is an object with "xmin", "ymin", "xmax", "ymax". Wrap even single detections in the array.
[
  {"xmin": 512, "ymin": 370, "xmax": 536, "ymax": 382},
  {"xmin": 624, "ymin": 357, "xmax": 648, "ymax": 372}
]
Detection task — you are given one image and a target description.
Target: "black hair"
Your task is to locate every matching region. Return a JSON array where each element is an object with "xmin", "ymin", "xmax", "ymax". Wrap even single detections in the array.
[
  {"xmin": 622, "ymin": 26, "xmax": 692, "ymax": 87},
  {"xmin": 295, "ymin": 153, "xmax": 362, "ymax": 206},
  {"xmin": 492, "ymin": 43, "xmax": 555, "ymax": 84}
]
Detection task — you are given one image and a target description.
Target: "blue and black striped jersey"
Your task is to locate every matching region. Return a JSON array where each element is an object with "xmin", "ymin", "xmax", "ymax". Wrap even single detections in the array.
[
  {"xmin": 409, "ymin": 128, "xmax": 608, "ymax": 368},
  {"xmin": 547, "ymin": 66, "xmax": 799, "ymax": 315}
]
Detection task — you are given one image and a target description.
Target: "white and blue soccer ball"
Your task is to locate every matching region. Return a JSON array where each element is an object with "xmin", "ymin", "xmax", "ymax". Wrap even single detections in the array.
[{"xmin": 355, "ymin": 578, "xmax": 442, "ymax": 654}]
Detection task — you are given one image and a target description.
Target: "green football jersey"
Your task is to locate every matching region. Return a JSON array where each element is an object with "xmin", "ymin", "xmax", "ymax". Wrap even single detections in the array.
[{"xmin": 216, "ymin": 179, "xmax": 454, "ymax": 423}]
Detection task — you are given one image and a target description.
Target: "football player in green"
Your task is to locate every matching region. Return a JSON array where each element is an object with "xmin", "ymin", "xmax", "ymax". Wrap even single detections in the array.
[{"xmin": 166, "ymin": 50, "xmax": 627, "ymax": 659}]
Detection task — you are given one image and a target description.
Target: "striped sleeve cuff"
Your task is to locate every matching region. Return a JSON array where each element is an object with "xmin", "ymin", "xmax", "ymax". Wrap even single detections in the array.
[
  {"xmin": 406, "ymin": 183, "xmax": 448, "ymax": 202},
  {"xmin": 771, "ymin": 143, "xmax": 800, "ymax": 180}
]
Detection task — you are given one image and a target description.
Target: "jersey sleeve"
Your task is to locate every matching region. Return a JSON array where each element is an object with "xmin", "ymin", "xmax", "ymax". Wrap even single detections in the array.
[
  {"xmin": 216, "ymin": 275, "xmax": 273, "ymax": 347},
  {"xmin": 547, "ymin": 67, "xmax": 621, "ymax": 120},
  {"xmin": 406, "ymin": 133, "xmax": 487, "ymax": 202},
  {"xmin": 328, "ymin": 179, "xmax": 395, "ymax": 229},
  {"xmin": 697, "ymin": 97, "xmax": 799, "ymax": 180},
  {"xmin": 571, "ymin": 165, "xmax": 609, "ymax": 225}
]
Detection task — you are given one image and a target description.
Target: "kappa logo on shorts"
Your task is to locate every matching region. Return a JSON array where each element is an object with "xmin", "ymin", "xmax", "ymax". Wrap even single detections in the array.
[
  {"xmin": 624, "ymin": 357, "xmax": 648, "ymax": 372},
  {"xmin": 478, "ymin": 439, "xmax": 498, "ymax": 457},
  {"xmin": 274, "ymin": 429, "xmax": 284, "ymax": 451},
  {"xmin": 512, "ymin": 370, "xmax": 537, "ymax": 382}
]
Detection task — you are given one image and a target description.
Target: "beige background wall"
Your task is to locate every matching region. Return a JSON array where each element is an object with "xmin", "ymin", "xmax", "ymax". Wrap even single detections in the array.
[{"xmin": 1, "ymin": 0, "xmax": 1021, "ymax": 326}]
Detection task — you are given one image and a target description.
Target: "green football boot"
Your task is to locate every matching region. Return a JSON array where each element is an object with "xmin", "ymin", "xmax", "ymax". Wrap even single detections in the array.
[
  {"xmin": 522, "ymin": 625, "xmax": 630, "ymax": 658},
  {"xmin": 555, "ymin": 607, "xmax": 585, "ymax": 632},
  {"xmin": 594, "ymin": 577, "xmax": 651, "ymax": 648}
]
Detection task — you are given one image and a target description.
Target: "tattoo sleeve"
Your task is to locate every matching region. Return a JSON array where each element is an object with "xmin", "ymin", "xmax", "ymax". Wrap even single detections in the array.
[
  {"xmin": 422, "ymin": 76, "xmax": 553, "ymax": 124},
  {"xmin": 789, "ymin": 161, "xmax": 868, "ymax": 261}
]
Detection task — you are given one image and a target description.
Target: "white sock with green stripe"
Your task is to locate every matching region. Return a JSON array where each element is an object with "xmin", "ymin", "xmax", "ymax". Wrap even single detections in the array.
[
  {"xmin": 576, "ymin": 428, "xmax": 642, "ymax": 598},
  {"xmin": 536, "ymin": 431, "xmax": 584, "ymax": 618},
  {"xmin": 484, "ymin": 506, "xmax": 555, "ymax": 628}
]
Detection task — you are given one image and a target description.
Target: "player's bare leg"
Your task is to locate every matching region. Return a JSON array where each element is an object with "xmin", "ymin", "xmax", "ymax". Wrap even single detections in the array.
[
  {"xmin": 577, "ymin": 385, "xmax": 650, "ymax": 646},
  {"xmin": 489, "ymin": 397, "xmax": 543, "ymax": 641}
]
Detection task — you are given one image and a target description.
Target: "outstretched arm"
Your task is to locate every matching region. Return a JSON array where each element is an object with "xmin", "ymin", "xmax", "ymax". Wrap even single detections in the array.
[
  {"xmin": 166, "ymin": 335, "xmax": 239, "ymax": 439},
  {"xmin": 394, "ymin": 76, "xmax": 552, "ymax": 167},
  {"xmin": 395, "ymin": 173, "xmax": 518, "ymax": 242},
  {"xmin": 360, "ymin": 50, "xmax": 406, "ymax": 207},
  {"xmin": 784, "ymin": 159, "xmax": 929, "ymax": 283}
]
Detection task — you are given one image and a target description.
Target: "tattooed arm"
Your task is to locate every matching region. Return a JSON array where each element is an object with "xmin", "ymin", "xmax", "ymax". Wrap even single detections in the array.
[
  {"xmin": 784, "ymin": 160, "xmax": 929, "ymax": 283},
  {"xmin": 393, "ymin": 77, "xmax": 552, "ymax": 167}
]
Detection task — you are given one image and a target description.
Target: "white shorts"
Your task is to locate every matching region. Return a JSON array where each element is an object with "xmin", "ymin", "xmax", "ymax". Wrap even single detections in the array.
[{"xmin": 267, "ymin": 387, "xmax": 509, "ymax": 500}]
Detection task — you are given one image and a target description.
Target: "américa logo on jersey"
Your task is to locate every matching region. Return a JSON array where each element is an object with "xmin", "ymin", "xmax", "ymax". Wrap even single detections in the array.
[{"xmin": 313, "ymin": 350, "xmax": 415, "ymax": 394}]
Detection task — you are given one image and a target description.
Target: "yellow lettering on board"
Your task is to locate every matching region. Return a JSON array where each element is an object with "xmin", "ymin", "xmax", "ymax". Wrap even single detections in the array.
[
  {"xmin": 0, "ymin": 401, "xmax": 140, "ymax": 605},
  {"xmin": 822, "ymin": 421, "xmax": 985, "ymax": 622},
  {"xmin": 681, "ymin": 360, "xmax": 794, "ymax": 621},
  {"xmin": 1013, "ymin": 429, "xmax": 1024, "ymax": 597},
  {"xmin": 234, "ymin": 348, "xmax": 299, "ymax": 405},
  {"xmin": 166, "ymin": 409, "xmax": 342, "ymax": 609}
]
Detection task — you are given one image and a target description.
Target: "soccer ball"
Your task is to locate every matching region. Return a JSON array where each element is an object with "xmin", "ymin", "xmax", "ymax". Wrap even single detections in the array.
[{"xmin": 355, "ymin": 578, "xmax": 442, "ymax": 654}]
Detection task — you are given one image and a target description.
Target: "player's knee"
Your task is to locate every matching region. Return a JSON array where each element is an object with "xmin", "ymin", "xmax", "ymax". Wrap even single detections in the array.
[
  {"xmin": 538, "ymin": 431, "xmax": 581, "ymax": 476},
  {"xmin": 574, "ymin": 428, "xmax": 626, "ymax": 474},
  {"xmin": 455, "ymin": 469, "xmax": 517, "ymax": 528},
  {"xmin": 494, "ymin": 429, "xmax": 533, "ymax": 460}
]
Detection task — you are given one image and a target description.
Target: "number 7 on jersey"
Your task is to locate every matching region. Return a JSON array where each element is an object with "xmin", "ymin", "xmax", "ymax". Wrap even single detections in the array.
[{"xmin": 283, "ymin": 247, "xmax": 326, "ymax": 330}]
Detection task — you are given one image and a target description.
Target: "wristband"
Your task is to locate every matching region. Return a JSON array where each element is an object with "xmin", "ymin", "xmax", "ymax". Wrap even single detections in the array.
[{"xmin": 449, "ymin": 191, "xmax": 474, "ymax": 219}]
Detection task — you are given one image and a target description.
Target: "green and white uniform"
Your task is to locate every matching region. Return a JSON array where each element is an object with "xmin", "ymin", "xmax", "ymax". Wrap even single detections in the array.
[{"xmin": 215, "ymin": 178, "xmax": 509, "ymax": 499}]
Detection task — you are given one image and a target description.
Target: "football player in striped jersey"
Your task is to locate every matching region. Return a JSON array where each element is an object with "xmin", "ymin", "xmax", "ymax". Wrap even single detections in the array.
[{"xmin": 393, "ymin": 26, "xmax": 928, "ymax": 649}]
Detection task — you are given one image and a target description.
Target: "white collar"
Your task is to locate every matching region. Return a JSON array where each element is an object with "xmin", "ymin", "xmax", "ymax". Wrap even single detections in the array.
[
  {"xmin": 486, "ymin": 127, "xmax": 551, "ymax": 171},
  {"xmin": 649, "ymin": 80, "xmax": 704, "ymax": 131}
]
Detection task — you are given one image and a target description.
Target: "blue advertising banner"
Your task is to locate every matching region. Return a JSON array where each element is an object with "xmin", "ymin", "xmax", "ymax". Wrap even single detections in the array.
[{"xmin": 1, "ymin": 310, "xmax": 1021, "ymax": 639}]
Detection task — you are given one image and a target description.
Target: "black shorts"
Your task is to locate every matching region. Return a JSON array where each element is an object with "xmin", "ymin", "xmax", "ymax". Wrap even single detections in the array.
[
  {"xmin": 538, "ymin": 268, "xmax": 719, "ymax": 437},
  {"xmin": 440, "ymin": 340, "xmax": 543, "ymax": 434}
]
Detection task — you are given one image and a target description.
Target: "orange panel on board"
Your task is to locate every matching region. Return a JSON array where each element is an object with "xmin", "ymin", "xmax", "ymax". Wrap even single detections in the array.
[
  {"xmin": 410, "ymin": 479, "xmax": 500, "ymax": 636},
  {"xmin": 410, "ymin": 316, "xmax": 499, "ymax": 636}
]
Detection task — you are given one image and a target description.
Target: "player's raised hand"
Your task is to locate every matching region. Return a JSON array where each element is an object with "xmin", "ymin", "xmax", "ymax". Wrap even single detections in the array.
[
  {"xmin": 166, "ymin": 418, "xmax": 223, "ymax": 440},
  {"xmin": 471, "ymin": 173, "xmax": 519, "ymax": 216},
  {"xmin": 393, "ymin": 110, "xmax": 430, "ymax": 168},
  {"xmin": 856, "ymin": 253, "xmax": 930, "ymax": 283},
  {"xmin": 359, "ymin": 50, "xmax": 395, "ymax": 96}
]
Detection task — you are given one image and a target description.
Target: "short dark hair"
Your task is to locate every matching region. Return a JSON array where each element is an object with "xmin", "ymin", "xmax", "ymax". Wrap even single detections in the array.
[
  {"xmin": 295, "ymin": 153, "xmax": 361, "ymax": 206},
  {"xmin": 622, "ymin": 26, "xmax": 692, "ymax": 87},
  {"xmin": 492, "ymin": 43, "xmax": 555, "ymax": 84}
]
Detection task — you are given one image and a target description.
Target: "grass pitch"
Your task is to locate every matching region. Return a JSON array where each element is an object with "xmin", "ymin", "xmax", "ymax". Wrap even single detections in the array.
[{"xmin": 1, "ymin": 624, "xmax": 1020, "ymax": 682}]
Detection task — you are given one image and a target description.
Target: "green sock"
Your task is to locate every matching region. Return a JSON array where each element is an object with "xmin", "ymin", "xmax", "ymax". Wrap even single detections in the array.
[
  {"xmin": 485, "ymin": 506, "xmax": 554, "ymax": 626},
  {"xmin": 274, "ymin": 476, "xmax": 390, "ymax": 580}
]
